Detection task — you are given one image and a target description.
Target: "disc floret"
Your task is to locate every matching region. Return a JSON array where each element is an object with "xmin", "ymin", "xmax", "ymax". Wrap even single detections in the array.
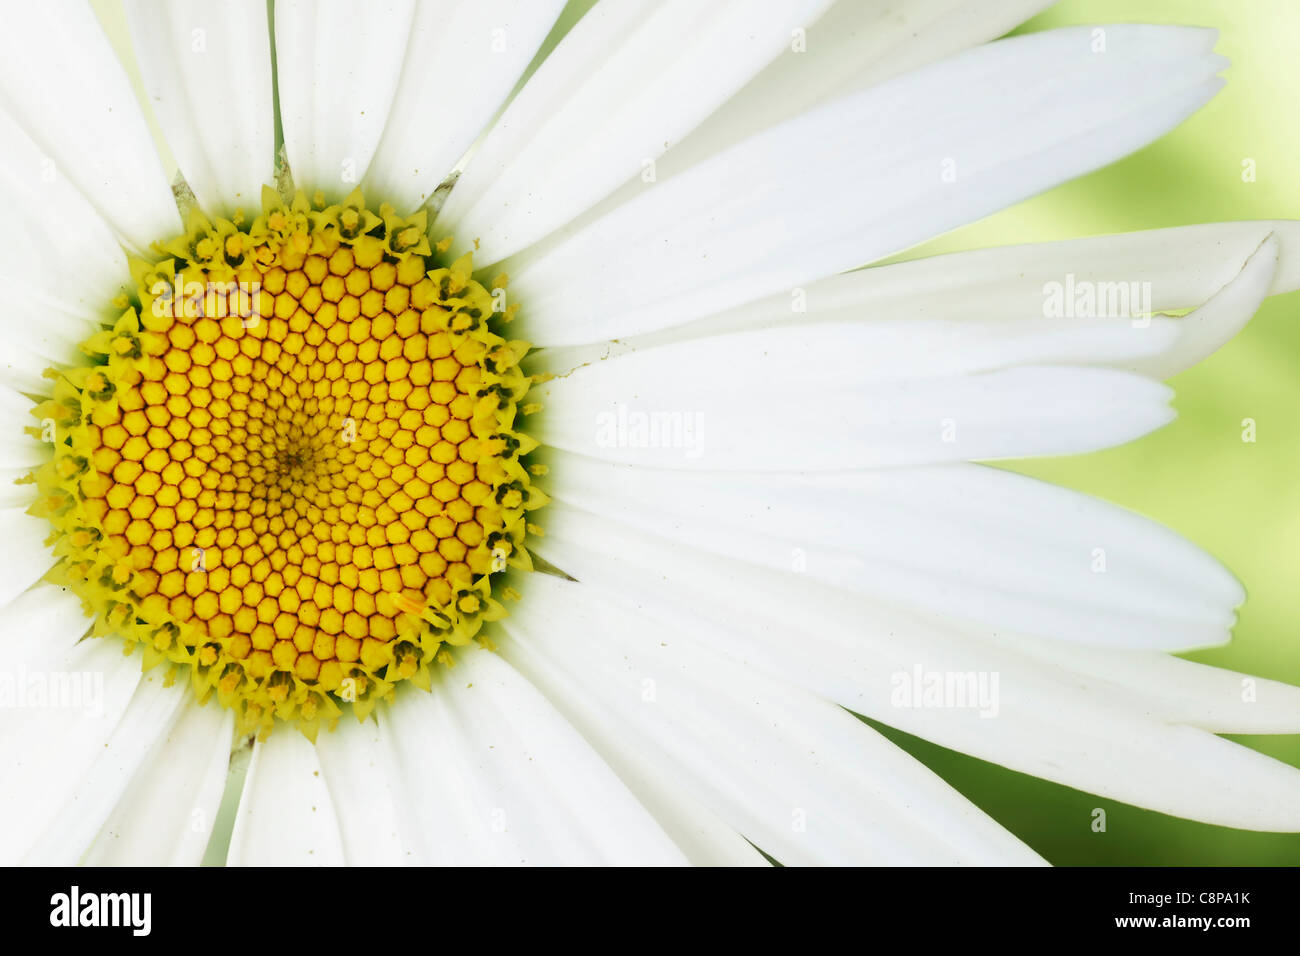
[{"xmin": 28, "ymin": 188, "xmax": 546, "ymax": 737}]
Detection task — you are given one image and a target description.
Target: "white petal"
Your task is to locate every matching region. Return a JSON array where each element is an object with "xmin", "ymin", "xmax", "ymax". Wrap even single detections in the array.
[
  {"xmin": 0, "ymin": 583, "xmax": 88, "ymax": 660},
  {"xmin": 540, "ymin": 221, "xmax": 1299, "ymax": 380},
  {"xmin": 310, "ymin": 716, "xmax": 410, "ymax": 865},
  {"xmin": 499, "ymin": 573, "xmax": 1043, "ymax": 865},
  {"xmin": 0, "ymin": 383, "xmax": 48, "ymax": 473},
  {"xmin": 993, "ymin": 636, "xmax": 1300, "ymax": 735},
  {"xmin": 438, "ymin": 633, "xmax": 764, "ymax": 867},
  {"xmin": 84, "ymin": 698, "xmax": 234, "ymax": 866},
  {"xmin": 783, "ymin": 221, "xmax": 1300, "ymax": 330},
  {"xmin": 1128, "ymin": 233, "xmax": 1278, "ymax": 380},
  {"xmin": 543, "ymin": 311, "xmax": 1184, "ymax": 390},
  {"xmin": 365, "ymin": 648, "xmax": 687, "ymax": 865},
  {"xmin": 275, "ymin": 0, "xmax": 414, "ymax": 201},
  {"xmin": 124, "ymin": 0, "xmax": 275, "ymax": 216},
  {"xmin": 0, "ymin": 586, "xmax": 141, "ymax": 864},
  {"xmin": 0, "ymin": 108, "xmax": 132, "ymax": 390},
  {"xmin": 21, "ymin": 671, "xmax": 189, "ymax": 864},
  {"xmin": 228, "ymin": 728, "xmax": 346, "ymax": 866},
  {"xmin": 539, "ymin": 460, "xmax": 1242, "ymax": 652},
  {"xmin": 363, "ymin": 0, "xmax": 565, "ymax": 213},
  {"xmin": 0, "ymin": 0, "xmax": 180, "ymax": 251},
  {"xmin": 0, "ymin": 508, "xmax": 56, "ymax": 607},
  {"xmin": 534, "ymin": 350, "xmax": 1175, "ymax": 469},
  {"xmin": 509, "ymin": 25, "xmax": 1226, "ymax": 346},
  {"xmin": 658, "ymin": 0, "xmax": 1058, "ymax": 179},
  {"xmin": 437, "ymin": 0, "xmax": 834, "ymax": 263},
  {"xmin": 531, "ymin": 504, "xmax": 1300, "ymax": 831}
]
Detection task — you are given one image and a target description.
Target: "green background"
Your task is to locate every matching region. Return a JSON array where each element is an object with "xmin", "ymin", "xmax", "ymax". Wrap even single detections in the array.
[
  {"xmin": 91, "ymin": 0, "xmax": 1299, "ymax": 864},
  {"xmin": 892, "ymin": 0, "xmax": 1300, "ymax": 865}
]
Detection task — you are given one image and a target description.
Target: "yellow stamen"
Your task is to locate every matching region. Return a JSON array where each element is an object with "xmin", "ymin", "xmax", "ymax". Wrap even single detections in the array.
[{"xmin": 29, "ymin": 187, "xmax": 544, "ymax": 739}]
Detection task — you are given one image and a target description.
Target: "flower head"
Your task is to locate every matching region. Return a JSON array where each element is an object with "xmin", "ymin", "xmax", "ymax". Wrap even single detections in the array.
[{"xmin": 0, "ymin": 0, "xmax": 1297, "ymax": 866}]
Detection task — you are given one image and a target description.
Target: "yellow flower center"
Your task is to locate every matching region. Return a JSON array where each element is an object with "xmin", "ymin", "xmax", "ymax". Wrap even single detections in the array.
[{"xmin": 28, "ymin": 188, "xmax": 546, "ymax": 738}]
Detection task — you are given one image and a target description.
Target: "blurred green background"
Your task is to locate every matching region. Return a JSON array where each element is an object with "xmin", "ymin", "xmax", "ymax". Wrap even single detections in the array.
[
  {"xmin": 892, "ymin": 0, "xmax": 1300, "ymax": 865},
  {"xmin": 93, "ymin": 0, "xmax": 1299, "ymax": 865}
]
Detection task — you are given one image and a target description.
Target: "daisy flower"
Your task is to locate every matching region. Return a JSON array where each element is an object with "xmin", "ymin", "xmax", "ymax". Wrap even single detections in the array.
[{"xmin": 2, "ymin": 0, "xmax": 1298, "ymax": 867}]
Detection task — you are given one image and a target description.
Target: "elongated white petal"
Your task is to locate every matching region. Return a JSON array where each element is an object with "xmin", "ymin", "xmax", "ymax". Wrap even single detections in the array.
[
  {"xmin": 540, "ymin": 459, "xmax": 1241, "ymax": 651},
  {"xmin": 0, "ymin": 586, "xmax": 141, "ymax": 864},
  {"xmin": 0, "ymin": 583, "xmax": 89, "ymax": 660},
  {"xmin": 534, "ymin": 352, "xmax": 1175, "ymax": 469},
  {"xmin": 993, "ymin": 636, "xmax": 1300, "ymax": 735},
  {"xmin": 499, "ymin": 574, "xmax": 1043, "ymax": 865},
  {"xmin": 124, "ymin": 0, "xmax": 275, "ymax": 216},
  {"xmin": 0, "ymin": 384, "xmax": 48, "ymax": 474},
  {"xmin": 1128, "ymin": 234, "xmax": 1278, "ymax": 380},
  {"xmin": 362, "ymin": 649, "xmax": 686, "ymax": 865},
  {"xmin": 23, "ymin": 671, "xmax": 189, "ymax": 864},
  {"xmin": 544, "ymin": 312, "xmax": 1184, "ymax": 390},
  {"xmin": 363, "ymin": 0, "xmax": 565, "ymax": 213},
  {"xmin": 0, "ymin": 0, "xmax": 179, "ymax": 251},
  {"xmin": 779, "ymin": 221, "xmax": 1300, "ymax": 331},
  {"xmin": 275, "ymin": 0, "xmax": 414, "ymax": 201},
  {"xmin": 0, "ymin": 106, "xmax": 132, "ymax": 390},
  {"xmin": 318, "ymin": 679, "xmax": 760, "ymax": 866},
  {"xmin": 438, "ymin": 0, "xmax": 834, "ymax": 263},
  {"xmin": 658, "ymin": 0, "xmax": 1058, "ymax": 179},
  {"xmin": 0, "ymin": 110, "xmax": 131, "ymax": 313},
  {"xmin": 310, "ymin": 716, "xmax": 410, "ymax": 865},
  {"xmin": 540, "ymin": 221, "xmax": 1300, "ymax": 379},
  {"xmin": 427, "ymin": 637, "xmax": 764, "ymax": 867},
  {"xmin": 531, "ymin": 505, "xmax": 1300, "ymax": 831},
  {"xmin": 84, "ymin": 699, "xmax": 234, "ymax": 866},
  {"xmin": 228, "ymin": 729, "xmax": 346, "ymax": 866},
  {"xmin": 510, "ymin": 25, "xmax": 1226, "ymax": 346},
  {"xmin": 0, "ymin": 508, "xmax": 56, "ymax": 607}
]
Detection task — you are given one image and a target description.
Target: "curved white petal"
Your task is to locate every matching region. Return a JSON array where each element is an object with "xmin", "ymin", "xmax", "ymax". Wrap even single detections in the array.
[
  {"xmin": 785, "ymin": 220, "xmax": 1300, "ymax": 331},
  {"xmin": 236, "ymin": 650, "xmax": 685, "ymax": 865},
  {"xmin": 275, "ymin": 0, "xmax": 414, "ymax": 201},
  {"xmin": 0, "ymin": 583, "xmax": 88, "ymax": 661},
  {"xmin": 539, "ymin": 459, "xmax": 1242, "ymax": 652},
  {"xmin": 0, "ymin": 384, "xmax": 49, "ymax": 474},
  {"xmin": 0, "ymin": 508, "xmax": 56, "ymax": 607},
  {"xmin": 533, "ymin": 354, "xmax": 1175, "ymax": 469},
  {"xmin": 309, "ymin": 716, "xmax": 410, "ymax": 865},
  {"xmin": 363, "ymin": 0, "xmax": 565, "ymax": 213},
  {"xmin": 438, "ymin": 0, "xmax": 834, "ymax": 263},
  {"xmin": 316, "ymin": 678, "xmax": 759, "ymax": 866},
  {"xmin": 0, "ymin": 586, "xmax": 142, "ymax": 864},
  {"xmin": 539, "ymin": 221, "xmax": 1300, "ymax": 380},
  {"xmin": 84, "ymin": 698, "xmax": 234, "ymax": 866},
  {"xmin": 1128, "ymin": 233, "xmax": 1278, "ymax": 380},
  {"xmin": 0, "ymin": 0, "xmax": 180, "ymax": 251},
  {"xmin": 499, "ymin": 573, "xmax": 1044, "ymax": 865},
  {"xmin": 359, "ymin": 649, "xmax": 687, "ymax": 865},
  {"xmin": 530, "ymin": 504, "xmax": 1300, "ymax": 831},
  {"xmin": 657, "ymin": 0, "xmax": 1058, "ymax": 181},
  {"xmin": 22, "ymin": 671, "xmax": 189, "ymax": 864},
  {"xmin": 0, "ymin": 106, "xmax": 132, "ymax": 391},
  {"xmin": 124, "ymin": 0, "xmax": 275, "ymax": 216},
  {"xmin": 995, "ymin": 636, "xmax": 1300, "ymax": 735},
  {"xmin": 228, "ymin": 728, "xmax": 346, "ymax": 866},
  {"xmin": 509, "ymin": 25, "xmax": 1227, "ymax": 346}
]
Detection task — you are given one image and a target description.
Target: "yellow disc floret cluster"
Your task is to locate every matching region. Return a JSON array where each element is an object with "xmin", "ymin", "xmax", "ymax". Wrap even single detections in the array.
[{"xmin": 27, "ymin": 187, "xmax": 546, "ymax": 737}]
